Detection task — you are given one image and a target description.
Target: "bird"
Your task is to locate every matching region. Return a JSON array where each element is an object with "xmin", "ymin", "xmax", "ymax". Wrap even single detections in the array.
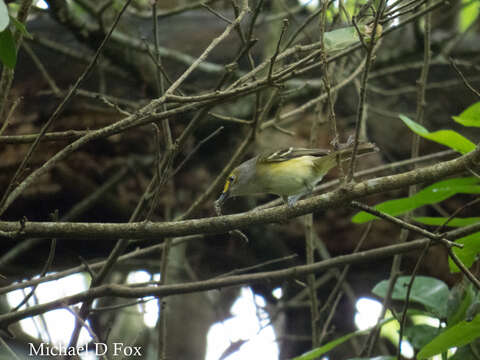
[{"xmin": 217, "ymin": 142, "xmax": 377, "ymax": 206}]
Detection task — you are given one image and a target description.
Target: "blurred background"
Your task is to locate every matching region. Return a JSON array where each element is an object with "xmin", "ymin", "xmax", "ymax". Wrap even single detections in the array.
[{"xmin": 0, "ymin": 0, "xmax": 479, "ymax": 358}]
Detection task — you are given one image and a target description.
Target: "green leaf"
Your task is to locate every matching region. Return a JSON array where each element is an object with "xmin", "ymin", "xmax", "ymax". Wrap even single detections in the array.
[
  {"xmin": 347, "ymin": 357, "xmax": 395, "ymax": 360},
  {"xmin": 417, "ymin": 315, "xmax": 480, "ymax": 359},
  {"xmin": 453, "ymin": 102, "xmax": 480, "ymax": 127},
  {"xmin": 291, "ymin": 329, "xmax": 367, "ymax": 360},
  {"xmin": 0, "ymin": 0, "xmax": 8, "ymax": 32},
  {"xmin": 352, "ymin": 197, "xmax": 413, "ymax": 223},
  {"xmin": 0, "ymin": 28, "xmax": 16, "ymax": 68},
  {"xmin": 447, "ymin": 281, "xmax": 473, "ymax": 326},
  {"xmin": 399, "ymin": 114, "xmax": 476, "ymax": 154},
  {"xmin": 449, "ymin": 232, "xmax": 480, "ymax": 273},
  {"xmin": 372, "ymin": 276, "xmax": 449, "ymax": 317},
  {"xmin": 404, "ymin": 324, "xmax": 441, "ymax": 349},
  {"xmin": 324, "ymin": 26, "xmax": 359, "ymax": 52},
  {"xmin": 414, "ymin": 217, "xmax": 480, "ymax": 227},
  {"xmin": 352, "ymin": 177, "xmax": 480, "ymax": 223},
  {"xmin": 459, "ymin": 0, "xmax": 479, "ymax": 32},
  {"xmin": 291, "ymin": 319, "xmax": 395, "ymax": 360},
  {"xmin": 9, "ymin": 16, "xmax": 32, "ymax": 39}
]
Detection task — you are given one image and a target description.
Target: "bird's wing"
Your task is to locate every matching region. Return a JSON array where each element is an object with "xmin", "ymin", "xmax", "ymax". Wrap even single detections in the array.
[
  {"xmin": 259, "ymin": 143, "xmax": 378, "ymax": 163},
  {"xmin": 259, "ymin": 147, "xmax": 331, "ymax": 162}
]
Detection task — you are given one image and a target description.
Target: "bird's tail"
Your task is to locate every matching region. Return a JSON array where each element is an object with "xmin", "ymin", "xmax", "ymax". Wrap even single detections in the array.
[{"xmin": 313, "ymin": 142, "xmax": 378, "ymax": 172}]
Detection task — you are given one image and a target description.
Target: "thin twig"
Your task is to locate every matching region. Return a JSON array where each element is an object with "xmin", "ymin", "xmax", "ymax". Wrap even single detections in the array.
[
  {"xmin": 395, "ymin": 7, "xmax": 432, "ymax": 357},
  {"xmin": 0, "ymin": 0, "xmax": 134, "ymax": 217},
  {"xmin": 66, "ymin": 170, "xmax": 155, "ymax": 348},
  {"xmin": 0, "ymin": 97, "xmax": 21, "ymax": 137},
  {"xmin": 304, "ymin": 214, "xmax": 319, "ymax": 347},
  {"xmin": 397, "ymin": 240, "xmax": 431, "ymax": 359},
  {"xmin": 0, "ymin": 236, "xmax": 200, "ymax": 295},
  {"xmin": 172, "ymin": 127, "xmax": 224, "ymax": 176},
  {"xmin": 161, "ymin": 0, "xmax": 250, "ymax": 98},
  {"xmin": 179, "ymin": 128, "xmax": 254, "ymax": 220},
  {"xmin": 202, "ymin": 3, "xmax": 233, "ymax": 24},
  {"xmin": 447, "ymin": 247, "xmax": 480, "ymax": 290},
  {"xmin": 0, "ymin": 0, "xmax": 34, "ymax": 119},
  {"xmin": 0, "ymin": 238, "xmax": 458, "ymax": 328},
  {"xmin": 156, "ymin": 0, "xmax": 220, "ymax": 19},
  {"xmin": 11, "ymin": 234, "xmax": 56, "ymax": 312},
  {"xmin": 283, "ymin": 4, "xmax": 321, "ymax": 49},
  {"xmin": 1, "ymin": 147, "xmax": 479, "ymax": 240},
  {"xmin": 260, "ymin": 58, "xmax": 366, "ymax": 131},
  {"xmin": 0, "ymin": 335, "xmax": 21, "ymax": 360},
  {"xmin": 63, "ymin": 307, "xmax": 108, "ymax": 360},
  {"xmin": 449, "ymin": 58, "xmax": 480, "ymax": 98},
  {"xmin": 347, "ymin": 2, "xmax": 385, "ymax": 182},
  {"xmin": 350, "ymin": 201, "xmax": 462, "ymax": 249},
  {"xmin": 320, "ymin": 222, "xmax": 373, "ymax": 346},
  {"xmin": 319, "ymin": 291, "xmax": 343, "ymax": 344},
  {"xmin": 22, "ymin": 42, "xmax": 61, "ymax": 96},
  {"xmin": 216, "ymin": 254, "xmax": 298, "ymax": 278},
  {"xmin": 434, "ymin": 198, "xmax": 480, "ymax": 233},
  {"xmin": 267, "ymin": 18, "xmax": 289, "ymax": 81}
]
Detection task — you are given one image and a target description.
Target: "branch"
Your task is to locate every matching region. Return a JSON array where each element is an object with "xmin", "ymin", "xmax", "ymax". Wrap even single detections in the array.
[
  {"xmin": 0, "ymin": 0, "xmax": 133, "ymax": 216},
  {"xmin": 350, "ymin": 201, "xmax": 461, "ymax": 248},
  {"xmin": 0, "ymin": 146, "xmax": 479, "ymax": 240},
  {"xmin": 0, "ymin": 238, "xmax": 443, "ymax": 328}
]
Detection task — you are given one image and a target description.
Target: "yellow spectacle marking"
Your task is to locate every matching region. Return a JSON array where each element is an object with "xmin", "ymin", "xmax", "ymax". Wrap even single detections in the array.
[{"xmin": 223, "ymin": 173, "xmax": 234, "ymax": 193}]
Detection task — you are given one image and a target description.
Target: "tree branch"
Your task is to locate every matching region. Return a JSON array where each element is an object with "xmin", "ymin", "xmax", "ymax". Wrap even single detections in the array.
[
  {"xmin": 0, "ymin": 238, "xmax": 445, "ymax": 328},
  {"xmin": 0, "ymin": 146, "xmax": 478, "ymax": 240}
]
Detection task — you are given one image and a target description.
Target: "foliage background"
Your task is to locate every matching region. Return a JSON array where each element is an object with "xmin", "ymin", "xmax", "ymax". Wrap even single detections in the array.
[{"xmin": 0, "ymin": 0, "xmax": 479, "ymax": 359}]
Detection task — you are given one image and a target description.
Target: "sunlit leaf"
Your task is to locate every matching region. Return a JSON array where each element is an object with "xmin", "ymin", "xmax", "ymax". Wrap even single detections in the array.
[
  {"xmin": 414, "ymin": 217, "xmax": 480, "ymax": 227},
  {"xmin": 324, "ymin": 26, "xmax": 359, "ymax": 52},
  {"xmin": 347, "ymin": 357, "xmax": 395, "ymax": 360},
  {"xmin": 352, "ymin": 177, "xmax": 480, "ymax": 223},
  {"xmin": 417, "ymin": 315, "xmax": 480, "ymax": 359},
  {"xmin": 0, "ymin": 0, "xmax": 8, "ymax": 32},
  {"xmin": 452, "ymin": 102, "xmax": 480, "ymax": 127},
  {"xmin": 460, "ymin": 0, "xmax": 479, "ymax": 32},
  {"xmin": 291, "ymin": 330, "xmax": 366, "ymax": 360},
  {"xmin": 292, "ymin": 319, "xmax": 395, "ymax": 360},
  {"xmin": 372, "ymin": 276, "xmax": 449, "ymax": 317},
  {"xmin": 399, "ymin": 114, "xmax": 475, "ymax": 154},
  {"xmin": 9, "ymin": 16, "xmax": 32, "ymax": 39},
  {"xmin": 449, "ymin": 232, "xmax": 480, "ymax": 273}
]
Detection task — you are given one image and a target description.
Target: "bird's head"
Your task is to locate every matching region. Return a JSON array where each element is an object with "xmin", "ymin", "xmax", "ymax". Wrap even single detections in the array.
[{"xmin": 216, "ymin": 158, "xmax": 259, "ymax": 205}]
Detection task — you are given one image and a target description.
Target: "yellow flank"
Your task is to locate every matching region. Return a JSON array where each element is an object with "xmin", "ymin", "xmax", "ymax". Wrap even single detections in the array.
[
  {"xmin": 258, "ymin": 156, "xmax": 318, "ymax": 195},
  {"xmin": 266, "ymin": 156, "xmax": 315, "ymax": 174}
]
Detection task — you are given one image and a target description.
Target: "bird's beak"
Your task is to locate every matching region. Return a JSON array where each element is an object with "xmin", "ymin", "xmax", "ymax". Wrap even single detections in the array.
[
  {"xmin": 217, "ymin": 176, "xmax": 233, "ymax": 206},
  {"xmin": 215, "ymin": 190, "xmax": 229, "ymax": 215},
  {"xmin": 216, "ymin": 190, "xmax": 230, "ymax": 206}
]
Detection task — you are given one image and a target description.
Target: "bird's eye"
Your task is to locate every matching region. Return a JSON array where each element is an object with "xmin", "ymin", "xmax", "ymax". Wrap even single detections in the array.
[{"xmin": 228, "ymin": 175, "xmax": 236, "ymax": 182}]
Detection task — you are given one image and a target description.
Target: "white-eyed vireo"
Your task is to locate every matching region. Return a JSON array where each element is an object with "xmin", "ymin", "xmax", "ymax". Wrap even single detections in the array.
[{"xmin": 217, "ymin": 143, "xmax": 377, "ymax": 206}]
